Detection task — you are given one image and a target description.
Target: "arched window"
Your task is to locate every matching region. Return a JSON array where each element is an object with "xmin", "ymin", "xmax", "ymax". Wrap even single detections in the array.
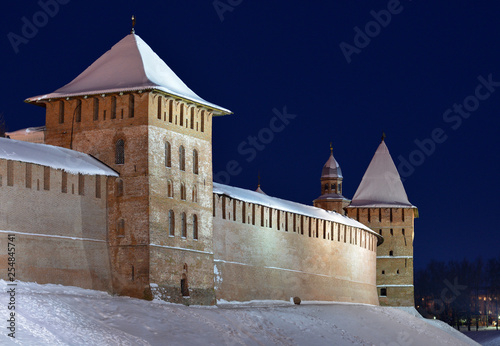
[
  {"xmin": 181, "ymin": 212, "xmax": 186, "ymax": 238},
  {"xmin": 179, "ymin": 145, "xmax": 185, "ymax": 171},
  {"xmin": 193, "ymin": 214, "xmax": 198, "ymax": 240},
  {"xmin": 324, "ymin": 183, "xmax": 328, "ymax": 192},
  {"xmin": 167, "ymin": 180, "xmax": 173, "ymax": 198},
  {"xmin": 157, "ymin": 96, "xmax": 162, "ymax": 119},
  {"xmin": 168, "ymin": 210, "xmax": 175, "ymax": 236},
  {"xmin": 190, "ymin": 108, "xmax": 195, "ymax": 129},
  {"xmin": 181, "ymin": 273, "xmax": 189, "ymax": 296},
  {"xmin": 389, "ymin": 250, "xmax": 394, "ymax": 256},
  {"xmin": 200, "ymin": 110, "xmax": 205, "ymax": 132},
  {"xmin": 180, "ymin": 183, "xmax": 186, "ymax": 200},
  {"xmin": 192, "ymin": 185, "xmax": 197, "ymax": 203},
  {"xmin": 165, "ymin": 141, "xmax": 171, "ymax": 167},
  {"xmin": 331, "ymin": 183, "xmax": 336, "ymax": 192},
  {"xmin": 115, "ymin": 139, "xmax": 125, "ymax": 164},
  {"xmin": 193, "ymin": 149, "xmax": 198, "ymax": 174}
]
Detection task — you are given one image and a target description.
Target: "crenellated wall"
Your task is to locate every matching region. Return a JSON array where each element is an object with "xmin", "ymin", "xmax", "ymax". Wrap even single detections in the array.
[
  {"xmin": 0, "ymin": 159, "xmax": 112, "ymax": 292},
  {"xmin": 213, "ymin": 194, "xmax": 381, "ymax": 305}
]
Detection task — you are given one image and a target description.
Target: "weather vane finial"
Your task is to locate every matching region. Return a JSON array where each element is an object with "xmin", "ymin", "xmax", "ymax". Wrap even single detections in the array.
[
  {"xmin": 258, "ymin": 170, "xmax": 261, "ymax": 188},
  {"xmin": 131, "ymin": 15, "xmax": 136, "ymax": 34},
  {"xmin": 330, "ymin": 142, "xmax": 333, "ymax": 154},
  {"xmin": 381, "ymin": 131, "xmax": 386, "ymax": 142}
]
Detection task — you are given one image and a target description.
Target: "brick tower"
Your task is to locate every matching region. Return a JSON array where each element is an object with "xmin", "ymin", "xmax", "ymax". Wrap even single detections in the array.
[
  {"xmin": 26, "ymin": 33, "xmax": 231, "ymax": 303},
  {"xmin": 313, "ymin": 144, "xmax": 350, "ymax": 215},
  {"xmin": 346, "ymin": 136, "xmax": 418, "ymax": 306}
]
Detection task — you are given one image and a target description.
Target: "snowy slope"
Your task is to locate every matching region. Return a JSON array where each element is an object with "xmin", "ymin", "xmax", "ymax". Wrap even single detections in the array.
[{"xmin": 0, "ymin": 280, "xmax": 481, "ymax": 345}]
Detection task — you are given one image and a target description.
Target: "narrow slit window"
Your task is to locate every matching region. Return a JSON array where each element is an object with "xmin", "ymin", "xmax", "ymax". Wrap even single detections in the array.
[
  {"xmin": 93, "ymin": 98, "xmax": 99, "ymax": 121},
  {"xmin": 168, "ymin": 100, "xmax": 173, "ymax": 122},
  {"xmin": 181, "ymin": 212, "xmax": 186, "ymax": 238},
  {"xmin": 190, "ymin": 108, "xmax": 194, "ymax": 129},
  {"xmin": 59, "ymin": 100, "xmax": 65, "ymax": 124},
  {"xmin": 62, "ymin": 171, "xmax": 67, "ymax": 193},
  {"xmin": 115, "ymin": 139, "xmax": 125, "ymax": 164},
  {"xmin": 129, "ymin": 94, "xmax": 134, "ymax": 118},
  {"xmin": 157, "ymin": 96, "xmax": 162, "ymax": 119},
  {"xmin": 44, "ymin": 166, "xmax": 50, "ymax": 190},
  {"xmin": 179, "ymin": 145, "xmax": 185, "ymax": 171},
  {"xmin": 78, "ymin": 174, "xmax": 84, "ymax": 195},
  {"xmin": 193, "ymin": 149, "xmax": 198, "ymax": 174},
  {"xmin": 201, "ymin": 110, "xmax": 205, "ymax": 132},
  {"xmin": 167, "ymin": 180, "xmax": 173, "ymax": 198},
  {"xmin": 192, "ymin": 214, "xmax": 198, "ymax": 240},
  {"xmin": 179, "ymin": 104, "xmax": 184, "ymax": 126},
  {"xmin": 25, "ymin": 163, "xmax": 32, "ymax": 189},
  {"xmin": 95, "ymin": 175, "xmax": 101, "ymax": 198},
  {"xmin": 165, "ymin": 141, "xmax": 171, "ymax": 167},
  {"xmin": 169, "ymin": 210, "xmax": 175, "ymax": 236},
  {"xmin": 111, "ymin": 96, "xmax": 117, "ymax": 119}
]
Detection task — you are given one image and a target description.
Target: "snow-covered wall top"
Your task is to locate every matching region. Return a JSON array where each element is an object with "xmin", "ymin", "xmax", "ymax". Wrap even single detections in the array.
[
  {"xmin": 26, "ymin": 34, "xmax": 231, "ymax": 115},
  {"xmin": 213, "ymin": 182, "xmax": 377, "ymax": 234},
  {"xmin": 0, "ymin": 138, "xmax": 118, "ymax": 177}
]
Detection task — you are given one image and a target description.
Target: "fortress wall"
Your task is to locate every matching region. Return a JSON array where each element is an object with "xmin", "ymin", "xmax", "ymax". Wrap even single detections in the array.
[
  {"xmin": 213, "ymin": 194, "xmax": 380, "ymax": 305},
  {"xmin": 0, "ymin": 159, "xmax": 112, "ymax": 292}
]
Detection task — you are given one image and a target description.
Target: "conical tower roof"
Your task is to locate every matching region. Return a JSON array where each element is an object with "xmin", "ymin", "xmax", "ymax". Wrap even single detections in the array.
[
  {"xmin": 350, "ymin": 140, "xmax": 414, "ymax": 208},
  {"xmin": 26, "ymin": 34, "xmax": 231, "ymax": 115}
]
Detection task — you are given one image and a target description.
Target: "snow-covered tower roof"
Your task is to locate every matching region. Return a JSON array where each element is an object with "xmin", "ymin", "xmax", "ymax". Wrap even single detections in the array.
[
  {"xmin": 350, "ymin": 139, "xmax": 416, "ymax": 209},
  {"xmin": 26, "ymin": 34, "xmax": 231, "ymax": 115},
  {"xmin": 321, "ymin": 149, "xmax": 343, "ymax": 179}
]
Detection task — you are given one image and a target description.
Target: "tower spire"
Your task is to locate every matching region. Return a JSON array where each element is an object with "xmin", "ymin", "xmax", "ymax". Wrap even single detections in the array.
[{"xmin": 131, "ymin": 15, "xmax": 136, "ymax": 34}]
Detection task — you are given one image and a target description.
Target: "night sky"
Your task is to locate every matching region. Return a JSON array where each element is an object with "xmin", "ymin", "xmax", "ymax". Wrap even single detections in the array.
[{"xmin": 2, "ymin": 1, "xmax": 499, "ymax": 270}]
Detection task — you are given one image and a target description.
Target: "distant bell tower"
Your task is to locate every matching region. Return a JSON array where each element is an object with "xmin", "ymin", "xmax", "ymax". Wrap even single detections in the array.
[
  {"xmin": 313, "ymin": 143, "xmax": 350, "ymax": 215},
  {"xmin": 346, "ymin": 135, "xmax": 418, "ymax": 307}
]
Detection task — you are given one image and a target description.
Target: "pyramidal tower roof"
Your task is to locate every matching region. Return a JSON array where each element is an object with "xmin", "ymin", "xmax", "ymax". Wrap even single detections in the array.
[
  {"xmin": 350, "ymin": 139, "xmax": 415, "ymax": 208},
  {"xmin": 26, "ymin": 34, "xmax": 231, "ymax": 115}
]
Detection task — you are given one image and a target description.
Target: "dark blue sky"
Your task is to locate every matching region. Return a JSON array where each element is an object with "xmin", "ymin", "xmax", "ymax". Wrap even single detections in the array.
[{"xmin": 2, "ymin": 1, "xmax": 499, "ymax": 269}]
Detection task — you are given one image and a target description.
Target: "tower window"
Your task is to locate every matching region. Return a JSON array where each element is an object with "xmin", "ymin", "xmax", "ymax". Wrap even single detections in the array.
[
  {"xmin": 190, "ymin": 108, "xmax": 195, "ymax": 129},
  {"xmin": 167, "ymin": 180, "xmax": 173, "ymax": 198},
  {"xmin": 402, "ymin": 228, "xmax": 405, "ymax": 236},
  {"xmin": 382, "ymin": 270, "xmax": 385, "ymax": 275},
  {"xmin": 201, "ymin": 110, "xmax": 205, "ymax": 132},
  {"xmin": 390, "ymin": 229, "xmax": 393, "ymax": 236},
  {"xmin": 338, "ymin": 183, "xmax": 342, "ymax": 193},
  {"xmin": 179, "ymin": 145, "xmax": 185, "ymax": 171},
  {"xmin": 192, "ymin": 214, "xmax": 198, "ymax": 240},
  {"xmin": 165, "ymin": 141, "xmax": 171, "ymax": 167},
  {"xmin": 193, "ymin": 149, "xmax": 199, "ymax": 174},
  {"xmin": 192, "ymin": 185, "xmax": 197, "ymax": 203},
  {"xmin": 111, "ymin": 96, "xmax": 117, "ymax": 119},
  {"xmin": 59, "ymin": 100, "xmax": 65, "ymax": 124},
  {"xmin": 380, "ymin": 288, "xmax": 387, "ymax": 297},
  {"xmin": 95, "ymin": 175, "xmax": 101, "ymax": 199},
  {"xmin": 180, "ymin": 183, "xmax": 186, "ymax": 200},
  {"xmin": 157, "ymin": 96, "xmax": 162, "ymax": 119},
  {"xmin": 181, "ymin": 212, "xmax": 186, "ymax": 238},
  {"xmin": 78, "ymin": 174, "xmax": 84, "ymax": 195},
  {"xmin": 331, "ymin": 183, "xmax": 336, "ymax": 192},
  {"xmin": 168, "ymin": 210, "xmax": 175, "ymax": 236},
  {"xmin": 93, "ymin": 98, "xmax": 99, "ymax": 121},
  {"xmin": 129, "ymin": 94, "xmax": 134, "ymax": 118},
  {"xmin": 115, "ymin": 139, "xmax": 125, "ymax": 164},
  {"xmin": 324, "ymin": 183, "xmax": 328, "ymax": 192},
  {"xmin": 168, "ymin": 100, "xmax": 173, "ymax": 122},
  {"xmin": 389, "ymin": 250, "xmax": 394, "ymax": 256},
  {"xmin": 179, "ymin": 104, "xmax": 184, "ymax": 126}
]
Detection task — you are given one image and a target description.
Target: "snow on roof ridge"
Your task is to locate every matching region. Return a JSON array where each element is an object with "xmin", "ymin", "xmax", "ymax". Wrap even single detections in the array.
[
  {"xmin": 26, "ymin": 34, "xmax": 231, "ymax": 114},
  {"xmin": 213, "ymin": 182, "xmax": 377, "ymax": 234},
  {"xmin": 0, "ymin": 137, "xmax": 118, "ymax": 177},
  {"xmin": 350, "ymin": 141, "xmax": 414, "ymax": 208}
]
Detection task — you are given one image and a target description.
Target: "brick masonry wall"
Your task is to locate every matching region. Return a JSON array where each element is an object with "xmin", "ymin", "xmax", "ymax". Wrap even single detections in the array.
[
  {"xmin": 347, "ymin": 207, "xmax": 416, "ymax": 306},
  {"xmin": 0, "ymin": 159, "xmax": 112, "ymax": 291},
  {"xmin": 213, "ymin": 195, "xmax": 380, "ymax": 305}
]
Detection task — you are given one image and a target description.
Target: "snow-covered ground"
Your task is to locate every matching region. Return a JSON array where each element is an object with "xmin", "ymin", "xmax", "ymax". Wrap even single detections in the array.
[{"xmin": 0, "ymin": 280, "xmax": 485, "ymax": 345}]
